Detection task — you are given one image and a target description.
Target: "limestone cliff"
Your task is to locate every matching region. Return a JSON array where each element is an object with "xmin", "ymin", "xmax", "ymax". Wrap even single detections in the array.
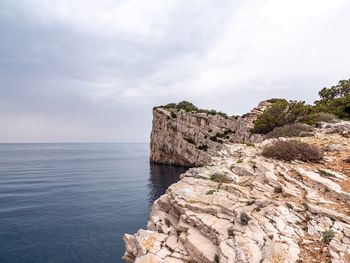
[
  {"xmin": 124, "ymin": 120, "xmax": 350, "ymax": 263},
  {"xmin": 150, "ymin": 102, "xmax": 268, "ymax": 167}
]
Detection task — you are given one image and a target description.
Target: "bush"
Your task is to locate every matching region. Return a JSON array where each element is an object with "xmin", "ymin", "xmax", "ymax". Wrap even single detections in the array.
[
  {"xmin": 274, "ymin": 185, "xmax": 283, "ymax": 193},
  {"xmin": 227, "ymin": 228, "xmax": 235, "ymax": 237},
  {"xmin": 209, "ymin": 173, "xmax": 232, "ymax": 183},
  {"xmin": 240, "ymin": 212, "xmax": 250, "ymax": 225},
  {"xmin": 315, "ymin": 79, "xmax": 350, "ymax": 119},
  {"xmin": 176, "ymin": 101, "xmax": 198, "ymax": 112},
  {"xmin": 266, "ymin": 123, "xmax": 314, "ymax": 139},
  {"xmin": 252, "ymin": 100, "xmax": 314, "ymax": 134},
  {"xmin": 322, "ymin": 230, "xmax": 335, "ymax": 243},
  {"xmin": 262, "ymin": 140, "xmax": 323, "ymax": 162},
  {"xmin": 316, "ymin": 112, "xmax": 338, "ymax": 123},
  {"xmin": 206, "ymin": 190, "xmax": 216, "ymax": 195}
]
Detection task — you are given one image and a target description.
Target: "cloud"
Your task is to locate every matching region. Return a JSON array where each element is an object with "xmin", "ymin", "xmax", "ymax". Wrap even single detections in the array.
[{"xmin": 0, "ymin": 0, "xmax": 349, "ymax": 142}]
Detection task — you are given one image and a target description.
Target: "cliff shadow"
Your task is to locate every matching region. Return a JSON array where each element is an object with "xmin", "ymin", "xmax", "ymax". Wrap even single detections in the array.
[{"xmin": 147, "ymin": 163, "xmax": 188, "ymax": 206}]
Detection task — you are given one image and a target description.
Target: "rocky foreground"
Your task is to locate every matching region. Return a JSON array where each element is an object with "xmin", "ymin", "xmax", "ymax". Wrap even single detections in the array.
[{"xmin": 124, "ymin": 121, "xmax": 350, "ymax": 263}]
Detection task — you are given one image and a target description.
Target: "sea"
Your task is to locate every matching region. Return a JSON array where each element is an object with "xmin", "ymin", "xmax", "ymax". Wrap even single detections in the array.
[{"xmin": 0, "ymin": 143, "xmax": 187, "ymax": 263}]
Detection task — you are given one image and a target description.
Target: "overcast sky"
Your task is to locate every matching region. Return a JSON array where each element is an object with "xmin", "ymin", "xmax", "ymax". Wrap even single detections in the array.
[{"xmin": 0, "ymin": 0, "xmax": 349, "ymax": 142}]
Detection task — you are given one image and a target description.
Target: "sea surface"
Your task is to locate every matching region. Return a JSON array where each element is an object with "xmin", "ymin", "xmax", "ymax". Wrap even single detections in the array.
[{"xmin": 0, "ymin": 143, "xmax": 187, "ymax": 263}]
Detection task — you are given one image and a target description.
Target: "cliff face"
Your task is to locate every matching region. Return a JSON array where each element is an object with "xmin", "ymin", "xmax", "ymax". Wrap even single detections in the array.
[
  {"xmin": 150, "ymin": 102, "xmax": 268, "ymax": 167},
  {"xmin": 124, "ymin": 121, "xmax": 350, "ymax": 263}
]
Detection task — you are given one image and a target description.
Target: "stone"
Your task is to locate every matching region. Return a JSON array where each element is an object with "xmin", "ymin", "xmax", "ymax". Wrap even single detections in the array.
[{"xmin": 124, "ymin": 106, "xmax": 350, "ymax": 263}]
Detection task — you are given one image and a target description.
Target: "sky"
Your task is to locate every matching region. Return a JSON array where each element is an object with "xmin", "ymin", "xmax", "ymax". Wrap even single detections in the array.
[{"xmin": 0, "ymin": 0, "xmax": 349, "ymax": 142}]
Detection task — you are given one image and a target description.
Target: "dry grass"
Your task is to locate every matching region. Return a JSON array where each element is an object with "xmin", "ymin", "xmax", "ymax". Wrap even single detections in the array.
[
  {"xmin": 317, "ymin": 112, "xmax": 338, "ymax": 123},
  {"xmin": 266, "ymin": 123, "xmax": 314, "ymax": 139},
  {"xmin": 262, "ymin": 140, "xmax": 323, "ymax": 162}
]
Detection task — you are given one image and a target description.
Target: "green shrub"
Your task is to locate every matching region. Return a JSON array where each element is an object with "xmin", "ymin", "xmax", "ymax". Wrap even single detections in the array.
[
  {"xmin": 266, "ymin": 123, "xmax": 314, "ymax": 139},
  {"xmin": 206, "ymin": 189, "xmax": 216, "ymax": 195},
  {"xmin": 318, "ymin": 169, "xmax": 335, "ymax": 177},
  {"xmin": 240, "ymin": 212, "xmax": 250, "ymax": 225},
  {"xmin": 227, "ymin": 228, "xmax": 235, "ymax": 237},
  {"xmin": 209, "ymin": 173, "xmax": 232, "ymax": 183},
  {"xmin": 214, "ymin": 254, "xmax": 220, "ymax": 263},
  {"xmin": 252, "ymin": 100, "xmax": 314, "ymax": 134},
  {"xmin": 274, "ymin": 185, "xmax": 283, "ymax": 194},
  {"xmin": 176, "ymin": 101, "xmax": 198, "ymax": 112},
  {"xmin": 315, "ymin": 79, "xmax": 350, "ymax": 119},
  {"xmin": 286, "ymin": 203, "xmax": 293, "ymax": 209},
  {"xmin": 262, "ymin": 140, "xmax": 323, "ymax": 162},
  {"xmin": 322, "ymin": 230, "xmax": 335, "ymax": 243}
]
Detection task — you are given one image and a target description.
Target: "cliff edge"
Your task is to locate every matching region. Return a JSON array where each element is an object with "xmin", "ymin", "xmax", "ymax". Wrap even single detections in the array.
[{"xmin": 150, "ymin": 101, "xmax": 268, "ymax": 167}]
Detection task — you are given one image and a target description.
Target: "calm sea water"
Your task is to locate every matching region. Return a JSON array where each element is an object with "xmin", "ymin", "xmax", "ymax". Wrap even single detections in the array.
[{"xmin": 0, "ymin": 143, "xmax": 187, "ymax": 263}]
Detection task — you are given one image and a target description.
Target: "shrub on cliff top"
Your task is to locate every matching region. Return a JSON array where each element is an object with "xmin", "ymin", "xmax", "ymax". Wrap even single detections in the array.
[
  {"xmin": 252, "ymin": 99, "xmax": 314, "ymax": 134},
  {"xmin": 315, "ymin": 79, "xmax": 350, "ymax": 119},
  {"xmin": 175, "ymin": 101, "xmax": 199, "ymax": 112},
  {"xmin": 266, "ymin": 123, "xmax": 314, "ymax": 139},
  {"xmin": 262, "ymin": 140, "xmax": 323, "ymax": 162},
  {"xmin": 155, "ymin": 101, "xmax": 231, "ymax": 118}
]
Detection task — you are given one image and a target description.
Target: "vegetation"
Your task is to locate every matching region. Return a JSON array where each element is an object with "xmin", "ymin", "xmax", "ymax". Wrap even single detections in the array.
[
  {"xmin": 322, "ymin": 230, "xmax": 335, "ymax": 243},
  {"xmin": 240, "ymin": 141, "xmax": 255, "ymax": 147},
  {"xmin": 318, "ymin": 169, "xmax": 335, "ymax": 177},
  {"xmin": 252, "ymin": 99, "xmax": 314, "ymax": 134},
  {"xmin": 240, "ymin": 212, "xmax": 250, "ymax": 225},
  {"xmin": 206, "ymin": 189, "xmax": 216, "ymax": 195},
  {"xmin": 214, "ymin": 254, "xmax": 220, "ymax": 263},
  {"xmin": 286, "ymin": 203, "xmax": 293, "ymax": 209},
  {"xmin": 262, "ymin": 140, "xmax": 323, "ymax": 162},
  {"xmin": 315, "ymin": 79, "xmax": 350, "ymax": 119},
  {"xmin": 156, "ymin": 100, "xmax": 230, "ymax": 118},
  {"xmin": 316, "ymin": 112, "xmax": 338, "ymax": 123},
  {"xmin": 252, "ymin": 79, "xmax": 350, "ymax": 134},
  {"xmin": 274, "ymin": 185, "xmax": 283, "ymax": 194},
  {"xmin": 227, "ymin": 228, "xmax": 235, "ymax": 237},
  {"xmin": 209, "ymin": 173, "xmax": 232, "ymax": 183},
  {"xmin": 266, "ymin": 123, "xmax": 314, "ymax": 139}
]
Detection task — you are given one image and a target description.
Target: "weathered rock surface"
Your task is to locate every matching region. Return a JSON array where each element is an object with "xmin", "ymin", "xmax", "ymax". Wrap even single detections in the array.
[
  {"xmin": 150, "ymin": 102, "xmax": 269, "ymax": 167},
  {"xmin": 124, "ymin": 122, "xmax": 350, "ymax": 262}
]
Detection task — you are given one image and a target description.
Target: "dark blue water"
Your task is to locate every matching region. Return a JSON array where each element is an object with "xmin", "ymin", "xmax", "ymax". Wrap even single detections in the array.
[{"xmin": 0, "ymin": 143, "xmax": 187, "ymax": 263}]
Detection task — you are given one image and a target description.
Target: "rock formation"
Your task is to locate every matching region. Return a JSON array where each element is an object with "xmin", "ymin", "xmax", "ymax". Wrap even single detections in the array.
[
  {"xmin": 124, "ymin": 120, "xmax": 350, "ymax": 262},
  {"xmin": 150, "ymin": 101, "xmax": 269, "ymax": 167}
]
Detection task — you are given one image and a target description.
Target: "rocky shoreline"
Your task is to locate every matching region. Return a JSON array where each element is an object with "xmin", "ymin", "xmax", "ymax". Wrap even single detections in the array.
[{"xmin": 123, "ymin": 104, "xmax": 350, "ymax": 263}]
